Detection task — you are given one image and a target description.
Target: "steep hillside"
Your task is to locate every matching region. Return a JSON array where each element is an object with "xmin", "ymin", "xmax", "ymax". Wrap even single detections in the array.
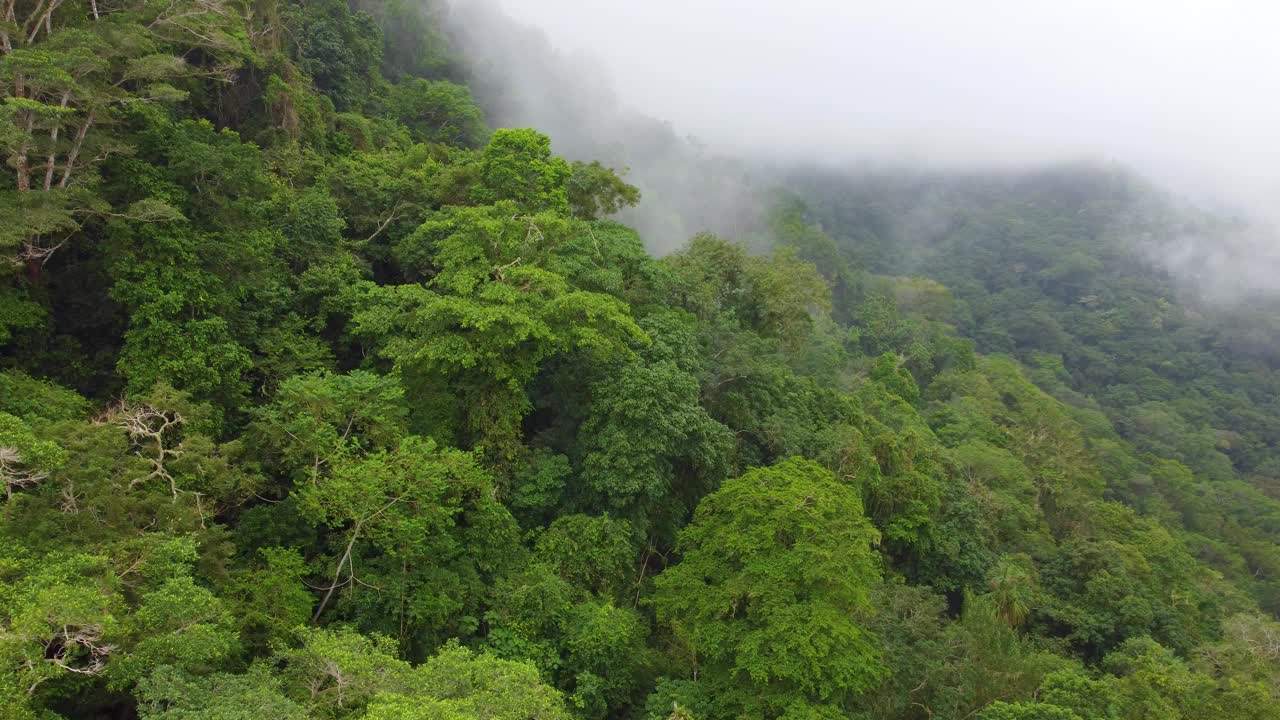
[{"xmin": 0, "ymin": 3, "xmax": 1277, "ymax": 720}]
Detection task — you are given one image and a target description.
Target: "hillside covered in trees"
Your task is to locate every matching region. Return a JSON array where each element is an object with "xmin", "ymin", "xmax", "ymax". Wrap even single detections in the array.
[{"xmin": 2, "ymin": 2, "xmax": 1280, "ymax": 719}]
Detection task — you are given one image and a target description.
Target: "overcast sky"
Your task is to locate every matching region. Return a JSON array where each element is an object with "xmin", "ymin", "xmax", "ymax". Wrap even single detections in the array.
[{"xmin": 490, "ymin": 0, "xmax": 1280, "ymax": 218}]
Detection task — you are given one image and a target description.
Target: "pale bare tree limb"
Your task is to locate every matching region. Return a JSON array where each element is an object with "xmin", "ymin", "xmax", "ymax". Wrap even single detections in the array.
[
  {"xmin": 42, "ymin": 90, "xmax": 71, "ymax": 191},
  {"xmin": 312, "ymin": 496, "xmax": 403, "ymax": 621},
  {"xmin": 58, "ymin": 109, "xmax": 94, "ymax": 188}
]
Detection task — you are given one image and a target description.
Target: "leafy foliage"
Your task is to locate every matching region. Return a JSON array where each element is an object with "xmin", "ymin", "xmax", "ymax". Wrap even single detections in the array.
[
  {"xmin": 0, "ymin": 4, "xmax": 1277, "ymax": 720},
  {"xmin": 654, "ymin": 457, "xmax": 884, "ymax": 717}
]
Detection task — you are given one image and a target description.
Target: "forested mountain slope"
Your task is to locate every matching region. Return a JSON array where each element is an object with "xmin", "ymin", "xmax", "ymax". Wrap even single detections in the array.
[
  {"xmin": 1, "ymin": 2, "xmax": 1278, "ymax": 720},
  {"xmin": 789, "ymin": 167, "xmax": 1280, "ymax": 601}
]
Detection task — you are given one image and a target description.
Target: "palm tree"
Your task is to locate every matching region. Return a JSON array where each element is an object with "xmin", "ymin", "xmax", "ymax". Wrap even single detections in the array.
[{"xmin": 987, "ymin": 554, "xmax": 1036, "ymax": 627}]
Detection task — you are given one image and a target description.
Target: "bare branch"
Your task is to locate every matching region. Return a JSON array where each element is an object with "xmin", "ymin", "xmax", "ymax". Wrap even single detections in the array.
[
  {"xmin": 0, "ymin": 446, "xmax": 47, "ymax": 499},
  {"xmin": 312, "ymin": 496, "xmax": 404, "ymax": 622},
  {"xmin": 42, "ymin": 91, "xmax": 71, "ymax": 191},
  {"xmin": 58, "ymin": 109, "xmax": 94, "ymax": 189},
  {"xmin": 108, "ymin": 401, "xmax": 184, "ymax": 498},
  {"xmin": 365, "ymin": 202, "xmax": 406, "ymax": 243},
  {"xmin": 40, "ymin": 622, "xmax": 114, "ymax": 678}
]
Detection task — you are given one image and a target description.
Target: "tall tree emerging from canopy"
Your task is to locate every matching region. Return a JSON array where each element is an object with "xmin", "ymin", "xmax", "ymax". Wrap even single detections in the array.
[
  {"xmin": 472, "ymin": 128, "xmax": 572, "ymax": 213},
  {"xmin": 357, "ymin": 133, "xmax": 648, "ymax": 457},
  {"xmin": 654, "ymin": 457, "xmax": 884, "ymax": 718}
]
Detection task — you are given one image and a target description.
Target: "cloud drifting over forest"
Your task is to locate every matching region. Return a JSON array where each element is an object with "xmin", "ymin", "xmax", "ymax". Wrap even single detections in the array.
[
  {"xmin": 445, "ymin": 0, "xmax": 1280, "ymax": 296},
  {"xmin": 483, "ymin": 0, "xmax": 1279, "ymax": 217}
]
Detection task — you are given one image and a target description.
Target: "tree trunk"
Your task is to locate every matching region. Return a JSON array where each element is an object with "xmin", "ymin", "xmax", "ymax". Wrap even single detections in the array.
[
  {"xmin": 15, "ymin": 111, "xmax": 34, "ymax": 192},
  {"xmin": 58, "ymin": 110, "xmax": 93, "ymax": 188},
  {"xmin": 43, "ymin": 91, "xmax": 71, "ymax": 191}
]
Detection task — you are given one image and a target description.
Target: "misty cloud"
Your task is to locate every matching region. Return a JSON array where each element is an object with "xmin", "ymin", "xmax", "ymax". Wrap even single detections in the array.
[
  {"xmin": 486, "ymin": 1, "xmax": 1279, "ymax": 198},
  {"xmin": 444, "ymin": 0, "xmax": 1280, "ymax": 294},
  {"xmin": 442, "ymin": 0, "xmax": 773, "ymax": 252}
]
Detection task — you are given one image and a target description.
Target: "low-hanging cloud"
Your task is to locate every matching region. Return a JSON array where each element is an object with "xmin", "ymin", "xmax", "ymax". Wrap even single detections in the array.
[
  {"xmin": 442, "ymin": 0, "xmax": 773, "ymax": 253},
  {"xmin": 444, "ymin": 0, "xmax": 1280, "ymax": 293}
]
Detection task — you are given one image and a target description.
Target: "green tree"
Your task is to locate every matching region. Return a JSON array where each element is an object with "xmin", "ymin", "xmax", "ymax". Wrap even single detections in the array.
[
  {"xmin": 384, "ymin": 77, "xmax": 488, "ymax": 147},
  {"xmin": 664, "ymin": 234, "xmax": 831, "ymax": 347},
  {"xmin": 577, "ymin": 311, "xmax": 733, "ymax": 531},
  {"xmin": 986, "ymin": 554, "xmax": 1038, "ymax": 627},
  {"xmin": 567, "ymin": 161, "xmax": 640, "ymax": 220},
  {"xmin": 0, "ymin": 553, "xmax": 121, "ymax": 704},
  {"xmin": 137, "ymin": 666, "xmax": 308, "ymax": 720},
  {"xmin": 0, "ymin": 411, "xmax": 65, "ymax": 500},
  {"xmin": 288, "ymin": 0, "xmax": 383, "ymax": 111},
  {"xmin": 532, "ymin": 514, "xmax": 639, "ymax": 603},
  {"xmin": 251, "ymin": 370, "xmax": 409, "ymax": 484},
  {"xmin": 359, "ymin": 204, "xmax": 646, "ymax": 457},
  {"xmin": 0, "ymin": 0, "xmax": 244, "ymax": 271},
  {"xmin": 917, "ymin": 594, "xmax": 1069, "ymax": 720},
  {"xmin": 273, "ymin": 626, "xmax": 412, "ymax": 717},
  {"xmin": 228, "ymin": 548, "xmax": 314, "ymax": 655},
  {"xmin": 366, "ymin": 642, "xmax": 572, "ymax": 720},
  {"xmin": 472, "ymin": 129, "xmax": 572, "ymax": 213},
  {"xmin": 298, "ymin": 436, "xmax": 519, "ymax": 655},
  {"xmin": 109, "ymin": 573, "xmax": 239, "ymax": 687},
  {"xmin": 654, "ymin": 457, "xmax": 883, "ymax": 717},
  {"xmin": 978, "ymin": 702, "xmax": 1082, "ymax": 720}
]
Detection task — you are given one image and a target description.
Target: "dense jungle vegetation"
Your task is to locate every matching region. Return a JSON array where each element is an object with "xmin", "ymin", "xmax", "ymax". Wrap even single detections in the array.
[{"xmin": 2, "ymin": 2, "xmax": 1279, "ymax": 719}]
